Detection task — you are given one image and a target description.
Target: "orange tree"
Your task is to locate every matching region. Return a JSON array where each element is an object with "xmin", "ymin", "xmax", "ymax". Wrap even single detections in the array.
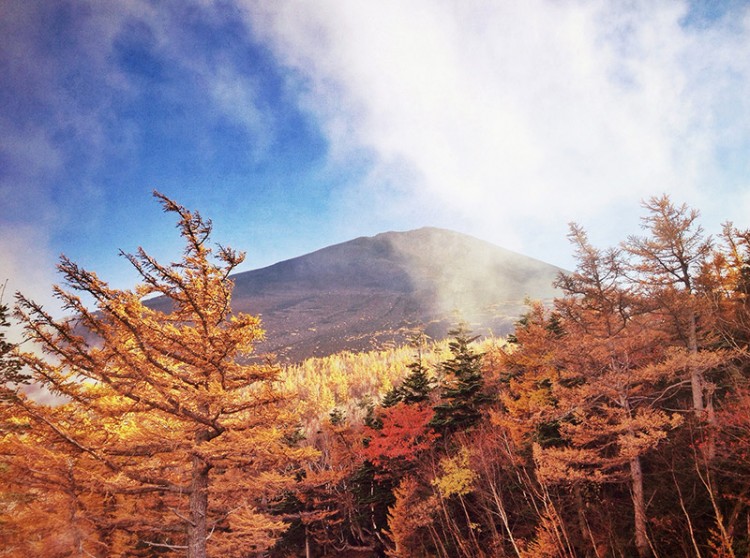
[
  {"xmin": 7, "ymin": 193, "xmax": 312, "ymax": 558},
  {"xmin": 501, "ymin": 224, "xmax": 689, "ymax": 557}
]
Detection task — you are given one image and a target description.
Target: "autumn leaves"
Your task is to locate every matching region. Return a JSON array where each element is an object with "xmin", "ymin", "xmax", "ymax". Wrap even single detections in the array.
[
  {"xmin": 2, "ymin": 193, "xmax": 310, "ymax": 558},
  {"xmin": 2, "ymin": 193, "xmax": 750, "ymax": 557}
]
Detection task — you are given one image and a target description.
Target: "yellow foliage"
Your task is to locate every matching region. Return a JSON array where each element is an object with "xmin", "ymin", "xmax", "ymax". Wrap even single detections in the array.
[
  {"xmin": 212, "ymin": 505, "xmax": 289, "ymax": 558},
  {"xmin": 532, "ymin": 442, "xmax": 607, "ymax": 485},
  {"xmin": 519, "ymin": 508, "xmax": 570, "ymax": 558},
  {"xmin": 281, "ymin": 341, "xmax": 451, "ymax": 430},
  {"xmin": 431, "ymin": 446, "xmax": 477, "ymax": 498}
]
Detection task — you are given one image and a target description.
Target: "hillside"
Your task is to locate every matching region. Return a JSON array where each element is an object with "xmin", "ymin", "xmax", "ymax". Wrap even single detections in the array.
[{"xmin": 228, "ymin": 227, "xmax": 562, "ymax": 360}]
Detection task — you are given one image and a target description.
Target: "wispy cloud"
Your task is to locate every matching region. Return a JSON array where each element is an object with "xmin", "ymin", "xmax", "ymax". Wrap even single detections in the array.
[
  {"xmin": 246, "ymin": 0, "xmax": 750, "ymax": 262},
  {"xmin": 0, "ymin": 1, "xmax": 286, "ymax": 299},
  {"xmin": 3, "ymin": 0, "xmax": 750, "ymax": 319},
  {"xmin": 0, "ymin": 224, "xmax": 59, "ymax": 341}
]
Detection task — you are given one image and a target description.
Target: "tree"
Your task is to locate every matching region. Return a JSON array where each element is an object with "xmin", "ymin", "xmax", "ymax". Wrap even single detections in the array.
[
  {"xmin": 556, "ymin": 224, "xmax": 692, "ymax": 557},
  {"xmin": 9, "ymin": 193, "xmax": 311, "ymax": 558},
  {"xmin": 0, "ymin": 403, "xmax": 124, "ymax": 557},
  {"xmin": 623, "ymin": 195, "xmax": 714, "ymax": 419},
  {"xmin": 431, "ymin": 324, "xmax": 489, "ymax": 434},
  {"xmin": 380, "ymin": 332, "xmax": 435, "ymax": 408},
  {"xmin": 503, "ymin": 224, "xmax": 689, "ymax": 557},
  {"xmin": 0, "ymin": 285, "xmax": 25, "ymax": 395},
  {"xmin": 290, "ymin": 415, "xmax": 356, "ymax": 558},
  {"xmin": 363, "ymin": 403, "xmax": 437, "ymax": 476},
  {"xmin": 400, "ymin": 332, "xmax": 436, "ymax": 405},
  {"xmin": 386, "ymin": 475, "xmax": 439, "ymax": 558},
  {"xmin": 707, "ymin": 224, "xmax": 750, "ymax": 348}
]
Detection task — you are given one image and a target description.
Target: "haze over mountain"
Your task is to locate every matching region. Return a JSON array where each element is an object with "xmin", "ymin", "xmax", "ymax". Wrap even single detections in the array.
[{"xmin": 226, "ymin": 227, "xmax": 563, "ymax": 361}]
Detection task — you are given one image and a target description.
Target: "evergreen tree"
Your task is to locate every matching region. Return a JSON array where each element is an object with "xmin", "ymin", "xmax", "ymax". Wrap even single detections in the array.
[
  {"xmin": 328, "ymin": 407, "xmax": 346, "ymax": 426},
  {"xmin": 379, "ymin": 385, "xmax": 403, "ymax": 408},
  {"xmin": 430, "ymin": 324, "xmax": 488, "ymax": 433},
  {"xmin": 380, "ymin": 332, "xmax": 435, "ymax": 408},
  {"xmin": 400, "ymin": 332, "xmax": 435, "ymax": 405}
]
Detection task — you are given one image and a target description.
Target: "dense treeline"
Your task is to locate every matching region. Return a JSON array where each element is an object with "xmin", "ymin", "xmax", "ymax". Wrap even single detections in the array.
[{"xmin": 2, "ymin": 194, "xmax": 750, "ymax": 557}]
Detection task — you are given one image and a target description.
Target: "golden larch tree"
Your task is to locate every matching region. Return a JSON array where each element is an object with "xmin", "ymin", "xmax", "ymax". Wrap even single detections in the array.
[{"xmin": 9, "ymin": 192, "xmax": 312, "ymax": 558}]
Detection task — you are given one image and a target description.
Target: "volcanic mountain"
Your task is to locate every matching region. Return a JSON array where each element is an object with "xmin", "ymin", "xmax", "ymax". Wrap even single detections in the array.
[{"xmin": 226, "ymin": 227, "xmax": 563, "ymax": 361}]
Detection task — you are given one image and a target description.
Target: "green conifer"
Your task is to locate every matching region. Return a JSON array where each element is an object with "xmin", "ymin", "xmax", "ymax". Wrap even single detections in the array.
[
  {"xmin": 430, "ymin": 323, "xmax": 488, "ymax": 433},
  {"xmin": 400, "ymin": 333, "xmax": 435, "ymax": 405}
]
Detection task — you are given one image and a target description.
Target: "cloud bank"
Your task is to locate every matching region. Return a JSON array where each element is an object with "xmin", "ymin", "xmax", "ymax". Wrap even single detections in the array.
[{"xmin": 247, "ymin": 0, "xmax": 750, "ymax": 260}]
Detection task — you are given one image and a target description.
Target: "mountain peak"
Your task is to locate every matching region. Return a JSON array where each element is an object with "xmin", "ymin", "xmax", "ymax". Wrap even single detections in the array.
[{"xmin": 230, "ymin": 228, "xmax": 562, "ymax": 361}]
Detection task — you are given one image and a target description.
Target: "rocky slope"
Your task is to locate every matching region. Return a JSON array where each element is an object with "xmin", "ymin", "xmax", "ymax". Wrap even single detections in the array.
[{"xmin": 228, "ymin": 227, "xmax": 562, "ymax": 361}]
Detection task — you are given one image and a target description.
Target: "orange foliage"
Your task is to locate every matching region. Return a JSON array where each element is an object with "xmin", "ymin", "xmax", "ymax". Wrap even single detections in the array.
[
  {"xmin": 363, "ymin": 403, "xmax": 437, "ymax": 473},
  {"xmin": 3, "ymin": 193, "xmax": 313, "ymax": 557}
]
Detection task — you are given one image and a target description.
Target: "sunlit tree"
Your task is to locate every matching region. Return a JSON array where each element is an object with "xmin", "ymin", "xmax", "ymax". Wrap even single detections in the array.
[
  {"xmin": 623, "ymin": 195, "xmax": 715, "ymax": 419},
  {"xmin": 8, "ymin": 193, "xmax": 311, "ymax": 558}
]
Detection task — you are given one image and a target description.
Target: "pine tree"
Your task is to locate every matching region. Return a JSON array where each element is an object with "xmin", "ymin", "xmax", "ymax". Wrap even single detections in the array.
[
  {"xmin": 400, "ymin": 332, "xmax": 435, "ymax": 405},
  {"xmin": 380, "ymin": 332, "xmax": 435, "ymax": 408},
  {"xmin": 380, "ymin": 386, "xmax": 403, "ymax": 408},
  {"xmin": 430, "ymin": 324, "xmax": 488, "ymax": 434}
]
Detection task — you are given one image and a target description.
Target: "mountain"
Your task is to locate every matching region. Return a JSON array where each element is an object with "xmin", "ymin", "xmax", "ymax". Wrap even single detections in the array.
[{"xmin": 227, "ymin": 227, "xmax": 563, "ymax": 361}]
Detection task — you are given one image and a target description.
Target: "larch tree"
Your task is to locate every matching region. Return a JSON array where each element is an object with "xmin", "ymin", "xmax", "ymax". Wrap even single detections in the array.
[
  {"xmin": 502, "ymin": 224, "xmax": 689, "ymax": 558},
  {"xmin": 694, "ymin": 223, "xmax": 750, "ymax": 554},
  {"xmin": 704, "ymin": 223, "xmax": 750, "ymax": 353},
  {"xmin": 551, "ymin": 224, "xmax": 685, "ymax": 557},
  {"xmin": 623, "ymin": 195, "xmax": 715, "ymax": 420},
  {"xmin": 0, "ymin": 401, "xmax": 122, "ymax": 557},
  {"xmin": 9, "ymin": 192, "xmax": 312, "ymax": 558}
]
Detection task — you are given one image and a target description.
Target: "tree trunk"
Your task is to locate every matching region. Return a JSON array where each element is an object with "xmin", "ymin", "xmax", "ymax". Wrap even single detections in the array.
[
  {"xmin": 630, "ymin": 456, "xmax": 650, "ymax": 558},
  {"xmin": 689, "ymin": 310, "xmax": 718, "ymax": 459},
  {"xmin": 188, "ymin": 432, "xmax": 210, "ymax": 558},
  {"xmin": 489, "ymin": 480, "xmax": 522, "ymax": 558},
  {"xmin": 688, "ymin": 310, "xmax": 704, "ymax": 415},
  {"xmin": 574, "ymin": 484, "xmax": 601, "ymax": 558},
  {"xmin": 65, "ymin": 460, "xmax": 85, "ymax": 558}
]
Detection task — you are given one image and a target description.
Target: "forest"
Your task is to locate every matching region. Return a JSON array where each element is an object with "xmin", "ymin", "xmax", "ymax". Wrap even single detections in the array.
[{"xmin": 2, "ymin": 193, "xmax": 750, "ymax": 558}]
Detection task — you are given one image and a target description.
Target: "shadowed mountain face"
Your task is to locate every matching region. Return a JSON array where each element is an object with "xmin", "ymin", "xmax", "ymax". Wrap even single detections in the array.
[{"xmin": 229, "ymin": 227, "xmax": 563, "ymax": 362}]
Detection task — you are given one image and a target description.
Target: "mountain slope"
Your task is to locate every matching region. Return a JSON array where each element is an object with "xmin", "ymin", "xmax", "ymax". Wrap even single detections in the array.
[{"xmin": 229, "ymin": 227, "xmax": 562, "ymax": 361}]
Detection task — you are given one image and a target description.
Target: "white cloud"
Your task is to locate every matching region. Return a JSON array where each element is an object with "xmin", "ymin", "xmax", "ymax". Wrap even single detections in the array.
[
  {"xmin": 0, "ymin": 224, "xmax": 61, "ymax": 344},
  {"xmin": 0, "ymin": 1, "xmax": 276, "ymax": 308},
  {"xmin": 245, "ymin": 0, "xmax": 750, "ymax": 265}
]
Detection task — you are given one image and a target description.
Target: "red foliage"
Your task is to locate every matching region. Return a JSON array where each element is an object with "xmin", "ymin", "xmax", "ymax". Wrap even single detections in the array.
[{"xmin": 362, "ymin": 403, "xmax": 438, "ymax": 473}]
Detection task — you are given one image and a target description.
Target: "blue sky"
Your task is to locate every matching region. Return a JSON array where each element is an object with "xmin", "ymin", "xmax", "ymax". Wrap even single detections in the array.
[{"xmin": 2, "ymin": 0, "xmax": 750, "ymax": 320}]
